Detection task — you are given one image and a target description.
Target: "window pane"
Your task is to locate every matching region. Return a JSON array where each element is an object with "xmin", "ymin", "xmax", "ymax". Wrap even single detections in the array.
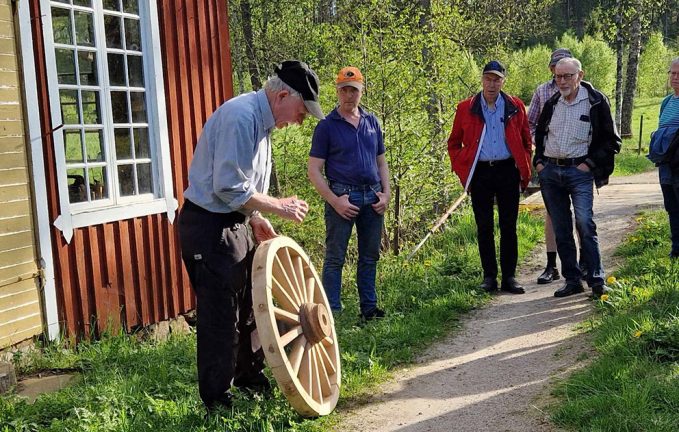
[
  {"xmin": 115, "ymin": 128, "xmax": 132, "ymax": 159},
  {"xmin": 60, "ymin": 90, "xmax": 80, "ymax": 124},
  {"xmin": 84, "ymin": 130, "xmax": 104, "ymax": 162},
  {"xmin": 133, "ymin": 128, "xmax": 149, "ymax": 158},
  {"xmin": 89, "ymin": 167, "xmax": 108, "ymax": 200},
  {"xmin": 123, "ymin": 0, "xmax": 139, "ymax": 15},
  {"xmin": 125, "ymin": 18, "xmax": 141, "ymax": 52},
  {"xmin": 118, "ymin": 165, "xmax": 135, "ymax": 196},
  {"xmin": 104, "ymin": 15, "xmax": 122, "ymax": 49},
  {"xmin": 74, "ymin": 11, "xmax": 95, "ymax": 47},
  {"xmin": 107, "ymin": 53, "xmax": 126, "ymax": 87},
  {"xmin": 64, "ymin": 130, "xmax": 83, "ymax": 163},
  {"xmin": 73, "ymin": 0, "xmax": 92, "ymax": 8},
  {"xmin": 111, "ymin": 91, "xmax": 128, "ymax": 123},
  {"xmin": 67, "ymin": 168, "xmax": 88, "ymax": 203},
  {"xmin": 55, "ymin": 48, "xmax": 76, "ymax": 84},
  {"xmin": 78, "ymin": 51, "xmax": 97, "ymax": 85},
  {"xmin": 130, "ymin": 92, "xmax": 146, "ymax": 123},
  {"xmin": 81, "ymin": 91, "xmax": 101, "ymax": 124},
  {"xmin": 137, "ymin": 163, "xmax": 152, "ymax": 194},
  {"xmin": 51, "ymin": 8, "xmax": 72, "ymax": 45},
  {"xmin": 127, "ymin": 55, "xmax": 144, "ymax": 87},
  {"xmin": 103, "ymin": 0, "xmax": 120, "ymax": 11}
]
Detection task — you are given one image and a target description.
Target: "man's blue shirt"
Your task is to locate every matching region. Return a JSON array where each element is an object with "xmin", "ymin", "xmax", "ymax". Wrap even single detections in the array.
[
  {"xmin": 478, "ymin": 94, "xmax": 511, "ymax": 161},
  {"xmin": 310, "ymin": 107, "xmax": 385, "ymax": 185}
]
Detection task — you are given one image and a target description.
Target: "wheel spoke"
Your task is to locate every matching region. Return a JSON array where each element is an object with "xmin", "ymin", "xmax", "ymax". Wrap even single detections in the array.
[
  {"xmin": 310, "ymin": 345, "xmax": 323, "ymax": 403},
  {"xmin": 317, "ymin": 341, "xmax": 337, "ymax": 375},
  {"xmin": 320, "ymin": 336, "xmax": 334, "ymax": 347},
  {"xmin": 289, "ymin": 335, "xmax": 306, "ymax": 376},
  {"xmin": 273, "ymin": 306, "xmax": 299, "ymax": 325},
  {"xmin": 274, "ymin": 253, "xmax": 303, "ymax": 306},
  {"xmin": 271, "ymin": 276, "xmax": 299, "ymax": 312},
  {"xmin": 298, "ymin": 341, "xmax": 312, "ymax": 395},
  {"xmin": 293, "ymin": 255, "xmax": 307, "ymax": 302},
  {"xmin": 279, "ymin": 325, "xmax": 303, "ymax": 347},
  {"xmin": 314, "ymin": 345, "xmax": 332, "ymax": 397},
  {"xmin": 305, "ymin": 277, "xmax": 316, "ymax": 305}
]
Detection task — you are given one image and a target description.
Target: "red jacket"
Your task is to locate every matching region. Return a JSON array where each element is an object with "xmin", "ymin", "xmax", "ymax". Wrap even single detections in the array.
[{"xmin": 447, "ymin": 92, "xmax": 532, "ymax": 190}]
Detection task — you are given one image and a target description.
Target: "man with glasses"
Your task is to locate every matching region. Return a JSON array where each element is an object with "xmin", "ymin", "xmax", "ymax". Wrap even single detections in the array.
[
  {"xmin": 448, "ymin": 61, "xmax": 533, "ymax": 295},
  {"xmin": 533, "ymin": 58, "xmax": 621, "ymax": 298}
]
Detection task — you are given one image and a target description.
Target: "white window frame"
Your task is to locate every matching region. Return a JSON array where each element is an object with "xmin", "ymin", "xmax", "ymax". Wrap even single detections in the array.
[{"xmin": 40, "ymin": 0, "xmax": 176, "ymax": 243}]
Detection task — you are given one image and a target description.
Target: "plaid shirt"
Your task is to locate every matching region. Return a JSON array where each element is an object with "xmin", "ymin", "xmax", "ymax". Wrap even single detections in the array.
[
  {"xmin": 527, "ymin": 79, "xmax": 559, "ymax": 140},
  {"xmin": 544, "ymin": 86, "xmax": 592, "ymax": 159}
]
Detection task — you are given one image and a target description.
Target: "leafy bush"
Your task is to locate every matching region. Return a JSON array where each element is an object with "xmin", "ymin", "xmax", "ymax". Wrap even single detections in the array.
[
  {"xmin": 504, "ymin": 45, "xmax": 553, "ymax": 103},
  {"xmin": 638, "ymin": 32, "xmax": 673, "ymax": 98},
  {"xmin": 554, "ymin": 32, "xmax": 616, "ymax": 96}
]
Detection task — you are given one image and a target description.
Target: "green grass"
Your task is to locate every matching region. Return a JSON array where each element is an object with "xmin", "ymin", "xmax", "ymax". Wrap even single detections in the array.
[
  {"xmin": 1, "ymin": 207, "xmax": 542, "ymax": 432},
  {"xmin": 612, "ymin": 96, "xmax": 662, "ymax": 177},
  {"xmin": 550, "ymin": 211, "xmax": 679, "ymax": 431}
]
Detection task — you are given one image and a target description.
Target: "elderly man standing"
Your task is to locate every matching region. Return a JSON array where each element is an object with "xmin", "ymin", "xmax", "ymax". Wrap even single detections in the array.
[
  {"xmin": 308, "ymin": 66, "xmax": 391, "ymax": 320},
  {"xmin": 448, "ymin": 61, "xmax": 533, "ymax": 294},
  {"xmin": 534, "ymin": 57, "xmax": 621, "ymax": 298},
  {"xmin": 179, "ymin": 60, "xmax": 324, "ymax": 412}
]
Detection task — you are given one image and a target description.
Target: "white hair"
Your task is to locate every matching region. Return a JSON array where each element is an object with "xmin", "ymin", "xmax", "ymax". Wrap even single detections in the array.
[
  {"xmin": 263, "ymin": 76, "xmax": 303, "ymax": 99},
  {"xmin": 555, "ymin": 57, "xmax": 582, "ymax": 72},
  {"xmin": 670, "ymin": 57, "xmax": 679, "ymax": 69}
]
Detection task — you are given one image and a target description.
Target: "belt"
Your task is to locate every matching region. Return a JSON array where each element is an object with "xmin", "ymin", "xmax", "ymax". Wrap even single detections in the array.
[
  {"xmin": 329, "ymin": 181, "xmax": 381, "ymax": 191},
  {"xmin": 476, "ymin": 158, "xmax": 514, "ymax": 167},
  {"xmin": 182, "ymin": 199, "xmax": 246, "ymax": 227},
  {"xmin": 545, "ymin": 156, "xmax": 588, "ymax": 167}
]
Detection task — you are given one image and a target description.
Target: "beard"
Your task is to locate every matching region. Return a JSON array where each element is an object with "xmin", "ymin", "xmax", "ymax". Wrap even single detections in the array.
[{"xmin": 559, "ymin": 88, "xmax": 572, "ymax": 98}]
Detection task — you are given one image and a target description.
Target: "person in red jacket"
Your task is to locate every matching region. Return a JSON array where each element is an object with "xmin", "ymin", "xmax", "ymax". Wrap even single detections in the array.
[{"xmin": 447, "ymin": 60, "xmax": 532, "ymax": 294}]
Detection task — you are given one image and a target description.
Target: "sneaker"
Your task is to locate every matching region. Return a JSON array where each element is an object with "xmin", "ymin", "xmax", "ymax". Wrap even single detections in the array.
[{"xmin": 360, "ymin": 308, "xmax": 386, "ymax": 321}]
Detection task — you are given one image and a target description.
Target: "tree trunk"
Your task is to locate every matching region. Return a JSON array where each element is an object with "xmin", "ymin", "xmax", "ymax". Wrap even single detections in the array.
[
  {"xmin": 239, "ymin": 0, "xmax": 262, "ymax": 90},
  {"xmin": 621, "ymin": 4, "xmax": 642, "ymax": 138},
  {"xmin": 391, "ymin": 183, "xmax": 401, "ymax": 256},
  {"xmin": 614, "ymin": 0, "xmax": 624, "ymax": 130},
  {"xmin": 419, "ymin": 0, "xmax": 442, "ymax": 143}
]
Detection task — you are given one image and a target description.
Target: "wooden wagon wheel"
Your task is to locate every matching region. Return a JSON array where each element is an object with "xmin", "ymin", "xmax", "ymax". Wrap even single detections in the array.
[{"xmin": 252, "ymin": 236, "xmax": 341, "ymax": 417}]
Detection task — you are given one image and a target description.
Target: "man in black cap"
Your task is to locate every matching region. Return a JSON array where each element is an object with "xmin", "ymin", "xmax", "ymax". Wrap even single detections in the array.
[
  {"xmin": 447, "ymin": 60, "xmax": 532, "ymax": 294},
  {"xmin": 178, "ymin": 60, "xmax": 324, "ymax": 412}
]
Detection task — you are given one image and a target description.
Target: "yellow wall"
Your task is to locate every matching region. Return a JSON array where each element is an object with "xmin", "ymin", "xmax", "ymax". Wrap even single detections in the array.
[{"xmin": 0, "ymin": 0, "xmax": 42, "ymax": 349}]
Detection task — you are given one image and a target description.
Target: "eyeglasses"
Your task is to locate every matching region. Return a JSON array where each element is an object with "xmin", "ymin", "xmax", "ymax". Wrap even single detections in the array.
[
  {"xmin": 555, "ymin": 73, "xmax": 576, "ymax": 81},
  {"xmin": 669, "ymin": 71, "xmax": 679, "ymax": 77}
]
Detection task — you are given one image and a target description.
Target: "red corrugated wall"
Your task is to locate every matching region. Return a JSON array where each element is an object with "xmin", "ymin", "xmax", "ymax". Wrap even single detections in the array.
[{"xmin": 28, "ymin": 0, "xmax": 233, "ymax": 337}]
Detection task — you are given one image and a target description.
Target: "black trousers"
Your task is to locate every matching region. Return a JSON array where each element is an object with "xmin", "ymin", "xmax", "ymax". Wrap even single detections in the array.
[
  {"xmin": 469, "ymin": 160, "xmax": 521, "ymax": 280},
  {"xmin": 177, "ymin": 200, "xmax": 264, "ymax": 407}
]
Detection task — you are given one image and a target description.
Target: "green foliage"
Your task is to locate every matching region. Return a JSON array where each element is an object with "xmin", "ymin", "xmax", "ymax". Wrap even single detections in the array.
[
  {"xmin": 638, "ymin": 32, "xmax": 674, "ymax": 98},
  {"xmin": 503, "ymin": 45, "xmax": 553, "ymax": 103},
  {"xmin": 554, "ymin": 32, "xmax": 616, "ymax": 96},
  {"xmin": 550, "ymin": 211, "xmax": 679, "ymax": 431}
]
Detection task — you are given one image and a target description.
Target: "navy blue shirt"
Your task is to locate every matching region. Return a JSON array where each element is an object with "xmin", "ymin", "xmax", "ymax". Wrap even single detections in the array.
[{"xmin": 310, "ymin": 107, "xmax": 385, "ymax": 185}]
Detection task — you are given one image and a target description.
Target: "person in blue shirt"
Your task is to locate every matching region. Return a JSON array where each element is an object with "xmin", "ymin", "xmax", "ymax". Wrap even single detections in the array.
[
  {"xmin": 178, "ymin": 60, "xmax": 324, "ymax": 413},
  {"xmin": 308, "ymin": 66, "xmax": 391, "ymax": 321},
  {"xmin": 651, "ymin": 58, "xmax": 679, "ymax": 257}
]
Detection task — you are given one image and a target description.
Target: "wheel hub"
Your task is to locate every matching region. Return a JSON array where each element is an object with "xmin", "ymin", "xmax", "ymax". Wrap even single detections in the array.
[{"xmin": 299, "ymin": 303, "xmax": 332, "ymax": 344}]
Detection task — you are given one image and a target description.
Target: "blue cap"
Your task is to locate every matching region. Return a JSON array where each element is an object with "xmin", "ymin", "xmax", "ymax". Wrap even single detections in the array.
[{"xmin": 483, "ymin": 60, "xmax": 506, "ymax": 78}]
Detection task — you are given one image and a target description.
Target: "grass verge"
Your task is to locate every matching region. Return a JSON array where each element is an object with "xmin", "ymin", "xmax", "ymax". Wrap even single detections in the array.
[
  {"xmin": 550, "ymin": 211, "xmax": 679, "ymax": 431},
  {"xmin": 0, "ymin": 207, "xmax": 542, "ymax": 432}
]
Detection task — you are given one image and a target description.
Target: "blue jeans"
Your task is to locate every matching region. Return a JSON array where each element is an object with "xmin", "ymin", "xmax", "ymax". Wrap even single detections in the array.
[
  {"xmin": 661, "ymin": 182, "xmax": 679, "ymax": 256},
  {"xmin": 323, "ymin": 182, "xmax": 383, "ymax": 314},
  {"xmin": 539, "ymin": 164, "xmax": 605, "ymax": 286}
]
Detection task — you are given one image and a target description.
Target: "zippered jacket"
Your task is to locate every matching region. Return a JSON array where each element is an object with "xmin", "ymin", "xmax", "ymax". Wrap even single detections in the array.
[
  {"xmin": 447, "ymin": 91, "xmax": 533, "ymax": 190},
  {"xmin": 533, "ymin": 81, "xmax": 622, "ymax": 188}
]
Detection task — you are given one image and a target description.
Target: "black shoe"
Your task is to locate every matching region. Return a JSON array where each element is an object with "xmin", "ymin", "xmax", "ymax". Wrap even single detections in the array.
[
  {"xmin": 479, "ymin": 277, "xmax": 498, "ymax": 293},
  {"xmin": 537, "ymin": 266, "xmax": 560, "ymax": 284},
  {"xmin": 591, "ymin": 284, "xmax": 611, "ymax": 299},
  {"xmin": 360, "ymin": 307, "xmax": 385, "ymax": 321},
  {"xmin": 205, "ymin": 393, "xmax": 233, "ymax": 415},
  {"xmin": 500, "ymin": 277, "xmax": 525, "ymax": 294},
  {"xmin": 234, "ymin": 372, "xmax": 272, "ymax": 394},
  {"xmin": 554, "ymin": 283, "xmax": 585, "ymax": 297}
]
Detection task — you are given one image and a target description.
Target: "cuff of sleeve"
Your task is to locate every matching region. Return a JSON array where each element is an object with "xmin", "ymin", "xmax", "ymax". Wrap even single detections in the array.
[
  {"xmin": 216, "ymin": 186, "xmax": 256, "ymax": 213},
  {"xmin": 533, "ymin": 158, "xmax": 544, "ymax": 167},
  {"xmin": 585, "ymin": 158, "xmax": 596, "ymax": 169}
]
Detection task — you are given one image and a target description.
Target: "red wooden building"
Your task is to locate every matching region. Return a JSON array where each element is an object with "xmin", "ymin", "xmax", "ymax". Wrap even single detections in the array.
[{"xmin": 7, "ymin": 0, "xmax": 233, "ymax": 343}]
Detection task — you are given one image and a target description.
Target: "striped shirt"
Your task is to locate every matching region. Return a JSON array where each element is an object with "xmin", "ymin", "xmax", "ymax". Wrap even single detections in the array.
[
  {"xmin": 544, "ymin": 86, "xmax": 592, "ymax": 159},
  {"xmin": 659, "ymin": 94, "xmax": 679, "ymax": 128},
  {"xmin": 527, "ymin": 79, "xmax": 559, "ymax": 140}
]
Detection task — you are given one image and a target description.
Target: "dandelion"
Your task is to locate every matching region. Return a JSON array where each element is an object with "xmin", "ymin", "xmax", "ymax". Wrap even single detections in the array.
[
  {"xmin": 633, "ymin": 330, "xmax": 642, "ymax": 338},
  {"xmin": 606, "ymin": 276, "xmax": 616, "ymax": 284},
  {"xmin": 600, "ymin": 294, "xmax": 609, "ymax": 302}
]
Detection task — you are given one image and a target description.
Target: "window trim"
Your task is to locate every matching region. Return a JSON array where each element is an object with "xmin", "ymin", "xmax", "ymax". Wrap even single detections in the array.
[{"xmin": 41, "ymin": 0, "xmax": 176, "ymax": 243}]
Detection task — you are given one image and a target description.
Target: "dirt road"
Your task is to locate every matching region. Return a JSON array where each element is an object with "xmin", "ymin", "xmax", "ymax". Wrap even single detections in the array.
[{"xmin": 337, "ymin": 171, "xmax": 662, "ymax": 432}]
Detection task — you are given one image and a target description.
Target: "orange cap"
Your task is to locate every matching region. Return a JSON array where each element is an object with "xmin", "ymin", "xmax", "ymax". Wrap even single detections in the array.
[{"xmin": 335, "ymin": 66, "xmax": 364, "ymax": 89}]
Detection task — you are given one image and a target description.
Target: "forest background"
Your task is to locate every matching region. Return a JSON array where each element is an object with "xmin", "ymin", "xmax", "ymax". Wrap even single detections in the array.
[{"xmin": 227, "ymin": 0, "xmax": 679, "ymax": 258}]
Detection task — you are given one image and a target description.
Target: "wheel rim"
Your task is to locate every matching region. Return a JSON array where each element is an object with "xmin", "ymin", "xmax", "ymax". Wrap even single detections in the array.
[{"xmin": 252, "ymin": 236, "xmax": 341, "ymax": 417}]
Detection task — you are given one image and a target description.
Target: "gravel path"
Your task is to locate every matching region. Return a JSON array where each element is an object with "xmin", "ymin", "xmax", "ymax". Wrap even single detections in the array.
[{"xmin": 336, "ymin": 170, "xmax": 662, "ymax": 432}]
